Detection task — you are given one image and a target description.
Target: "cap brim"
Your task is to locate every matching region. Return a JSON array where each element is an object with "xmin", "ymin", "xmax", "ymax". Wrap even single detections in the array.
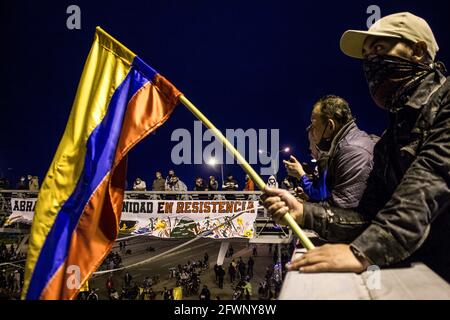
[{"xmin": 340, "ymin": 30, "xmax": 402, "ymax": 59}]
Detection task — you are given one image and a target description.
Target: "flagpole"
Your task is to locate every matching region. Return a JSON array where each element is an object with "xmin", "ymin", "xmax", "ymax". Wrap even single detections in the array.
[{"xmin": 179, "ymin": 95, "xmax": 315, "ymax": 251}]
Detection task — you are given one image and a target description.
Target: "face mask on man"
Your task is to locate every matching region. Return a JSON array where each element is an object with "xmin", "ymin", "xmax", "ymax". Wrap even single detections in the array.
[
  {"xmin": 363, "ymin": 55, "xmax": 435, "ymax": 110},
  {"xmin": 315, "ymin": 122, "xmax": 332, "ymax": 153}
]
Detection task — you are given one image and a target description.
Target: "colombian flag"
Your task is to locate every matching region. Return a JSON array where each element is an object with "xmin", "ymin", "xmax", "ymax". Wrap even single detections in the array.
[{"xmin": 22, "ymin": 27, "xmax": 181, "ymax": 300}]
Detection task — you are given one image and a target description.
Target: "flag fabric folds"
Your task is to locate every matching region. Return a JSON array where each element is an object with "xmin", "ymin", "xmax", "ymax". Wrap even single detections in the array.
[{"xmin": 22, "ymin": 27, "xmax": 181, "ymax": 300}]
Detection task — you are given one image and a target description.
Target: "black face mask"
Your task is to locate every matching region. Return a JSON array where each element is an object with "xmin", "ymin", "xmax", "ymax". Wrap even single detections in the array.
[
  {"xmin": 363, "ymin": 55, "xmax": 434, "ymax": 111},
  {"xmin": 316, "ymin": 122, "xmax": 332, "ymax": 153}
]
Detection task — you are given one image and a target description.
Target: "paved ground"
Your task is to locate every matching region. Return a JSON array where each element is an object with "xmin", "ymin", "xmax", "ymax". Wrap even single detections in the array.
[{"xmin": 90, "ymin": 236, "xmax": 278, "ymax": 300}]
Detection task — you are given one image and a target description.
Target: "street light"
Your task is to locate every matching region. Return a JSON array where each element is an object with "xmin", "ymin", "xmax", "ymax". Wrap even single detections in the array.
[
  {"xmin": 258, "ymin": 147, "xmax": 292, "ymax": 178},
  {"xmin": 207, "ymin": 157, "xmax": 224, "ymax": 188},
  {"xmin": 258, "ymin": 147, "xmax": 292, "ymax": 156}
]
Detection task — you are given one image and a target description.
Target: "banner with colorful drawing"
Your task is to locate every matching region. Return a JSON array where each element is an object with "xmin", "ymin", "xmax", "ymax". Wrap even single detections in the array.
[
  {"xmin": 6, "ymin": 197, "xmax": 258, "ymax": 239},
  {"xmin": 120, "ymin": 199, "xmax": 258, "ymax": 239}
]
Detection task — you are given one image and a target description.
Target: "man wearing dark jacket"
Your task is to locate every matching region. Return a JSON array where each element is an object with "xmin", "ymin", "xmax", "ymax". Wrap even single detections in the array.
[
  {"xmin": 194, "ymin": 177, "xmax": 208, "ymax": 200},
  {"xmin": 264, "ymin": 12, "xmax": 450, "ymax": 282},
  {"xmin": 208, "ymin": 176, "xmax": 219, "ymax": 191},
  {"xmin": 16, "ymin": 177, "xmax": 28, "ymax": 190},
  {"xmin": 285, "ymin": 95, "xmax": 377, "ymax": 208},
  {"xmin": 152, "ymin": 171, "xmax": 165, "ymax": 191},
  {"xmin": 199, "ymin": 285, "xmax": 211, "ymax": 300},
  {"xmin": 223, "ymin": 174, "xmax": 238, "ymax": 200},
  {"xmin": 217, "ymin": 265, "xmax": 225, "ymax": 289}
]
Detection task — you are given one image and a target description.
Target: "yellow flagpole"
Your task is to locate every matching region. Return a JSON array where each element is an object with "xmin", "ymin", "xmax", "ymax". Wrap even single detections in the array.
[{"xmin": 179, "ymin": 95, "xmax": 315, "ymax": 251}]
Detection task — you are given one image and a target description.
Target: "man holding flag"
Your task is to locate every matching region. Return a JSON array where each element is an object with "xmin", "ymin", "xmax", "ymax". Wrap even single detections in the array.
[{"xmin": 264, "ymin": 12, "xmax": 450, "ymax": 283}]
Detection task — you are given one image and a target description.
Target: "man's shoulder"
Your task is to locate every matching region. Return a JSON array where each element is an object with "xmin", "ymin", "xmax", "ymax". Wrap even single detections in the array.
[
  {"xmin": 336, "ymin": 128, "xmax": 377, "ymax": 156},
  {"xmin": 435, "ymin": 76, "xmax": 450, "ymax": 105},
  {"xmin": 441, "ymin": 76, "xmax": 450, "ymax": 90},
  {"xmin": 421, "ymin": 76, "xmax": 450, "ymax": 125}
]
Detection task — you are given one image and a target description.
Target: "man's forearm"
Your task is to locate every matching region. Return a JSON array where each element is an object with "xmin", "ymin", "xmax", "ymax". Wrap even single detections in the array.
[
  {"xmin": 301, "ymin": 202, "xmax": 370, "ymax": 243},
  {"xmin": 350, "ymin": 223, "xmax": 411, "ymax": 266}
]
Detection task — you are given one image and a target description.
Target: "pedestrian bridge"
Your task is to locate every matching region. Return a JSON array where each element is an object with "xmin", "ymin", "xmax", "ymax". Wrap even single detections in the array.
[{"xmin": 0, "ymin": 190, "xmax": 292, "ymax": 243}]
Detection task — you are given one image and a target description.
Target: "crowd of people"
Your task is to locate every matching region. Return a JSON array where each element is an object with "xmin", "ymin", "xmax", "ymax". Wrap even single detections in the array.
[
  {"xmin": 131, "ymin": 170, "xmax": 303, "ymax": 194},
  {"xmin": 173, "ymin": 257, "xmax": 209, "ymax": 298},
  {"xmin": 128, "ymin": 169, "xmax": 312, "ymax": 204},
  {"xmin": 2, "ymin": 239, "xmax": 289, "ymax": 300},
  {"xmin": 0, "ymin": 169, "xmax": 307, "ymax": 202},
  {"xmin": 96, "ymin": 241, "xmax": 137, "ymax": 272},
  {"xmin": 133, "ymin": 170, "xmax": 241, "ymax": 193},
  {"xmin": 90, "ymin": 255, "xmax": 210, "ymax": 300},
  {"xmin": 0, "ymin": 243, "xmax": 24, "ymax": 264},
  {"xmin": 99, "ymin": 251, "xmax": 123, "ymax": 271},
  {"xmin": 0, "ymin": 268, "xmax": 23, "ymax": 300},
  {"xmin": 0, "ymin": 242, "xmax": 25, "ymax": 300},
  {"xmin": 81, "ymin": 241, "xmax": 291, "ymax": 301},
  {"xmin": 0, "ymin": 176, "xmax": 39, "ymax": 191},
  {"xmin": 79, "ymin": 269, "xmax": 160, "ymax": 301}
]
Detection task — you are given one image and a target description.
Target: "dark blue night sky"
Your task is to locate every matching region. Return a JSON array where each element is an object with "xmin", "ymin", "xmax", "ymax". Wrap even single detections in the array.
[{"xmin": 1, "ymin": 0, "xmax": 449, "ymax": 189}]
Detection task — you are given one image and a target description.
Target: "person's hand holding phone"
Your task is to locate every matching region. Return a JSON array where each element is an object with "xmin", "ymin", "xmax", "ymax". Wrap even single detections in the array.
[{"xmin": 283, "ymin": 155, "xmax": 306, "ymax": 179}]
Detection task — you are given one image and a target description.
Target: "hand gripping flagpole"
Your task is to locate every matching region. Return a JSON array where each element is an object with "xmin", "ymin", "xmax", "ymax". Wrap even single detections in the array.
[{"xmin": 179, "ymin": 95, "xmax": 315, "ymax": 251}]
